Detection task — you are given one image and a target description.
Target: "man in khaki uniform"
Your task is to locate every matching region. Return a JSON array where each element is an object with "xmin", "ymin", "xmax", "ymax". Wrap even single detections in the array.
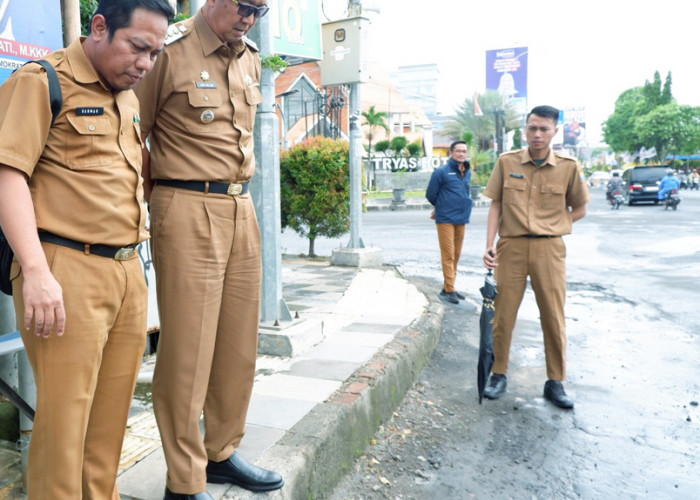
[
  {"xmin": 482, "ymin": 105, "xmax": 590, "ymax": 410},
  {"xmin": 0, "ymin": 1, "xmax": 172, "ymax": 498},
  {"xmin": 134, "ymin": 1, "xmax": 283, "ymax": 498}
]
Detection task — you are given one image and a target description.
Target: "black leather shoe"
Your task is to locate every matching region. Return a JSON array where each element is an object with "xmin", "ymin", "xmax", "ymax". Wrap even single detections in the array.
[
  {"xmin": 439, "ymin": 289, "xmax": 459, "ymax": 304},
  {"xmin": 454, "ymin": 291, "xmax": 465, "ymax": 300},
  {"xmin": 206, "ymin": 452, "xmax": 284, "ymax": 492},
  {"xmin": 163, "ymin": 487, "xmax": 214, "ymax": 500},
  {"xmin": 483, "ymin": 373, "xmax": 507, "ymax": 400},
  {"xmin": 543, "ymin": 380, "xmax": 574, "ymax": 409}
]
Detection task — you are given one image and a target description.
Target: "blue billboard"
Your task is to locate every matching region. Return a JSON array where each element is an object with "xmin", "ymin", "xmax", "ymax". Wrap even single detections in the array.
[
  {"xmin": 485, "ymin": 46, "xmax": 528, "ymax": 115},
  {"xmin": 0, "ymin": 0, "xmax": 63, "ymax": 84}
]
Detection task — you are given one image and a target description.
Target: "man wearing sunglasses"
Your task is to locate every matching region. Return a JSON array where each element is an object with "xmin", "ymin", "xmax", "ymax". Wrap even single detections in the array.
[{"xmin": 134, "ymin": 1, "xmax": 282, "ymax": 499}]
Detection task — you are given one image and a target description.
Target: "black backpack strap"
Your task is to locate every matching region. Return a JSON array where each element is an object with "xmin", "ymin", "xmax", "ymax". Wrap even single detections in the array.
[{"xmin": 24, "ymin": 59, "xmax": 63, "ymax": 126}]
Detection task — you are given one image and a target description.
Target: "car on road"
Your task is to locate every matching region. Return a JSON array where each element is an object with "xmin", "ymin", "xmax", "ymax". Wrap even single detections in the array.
[{"xmin": 621, "ymin": 165, "xmax": 668, "ymax": 205}]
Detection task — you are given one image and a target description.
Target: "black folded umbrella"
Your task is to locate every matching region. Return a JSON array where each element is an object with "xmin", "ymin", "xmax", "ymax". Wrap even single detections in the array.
[{"xmin": 477, "ymin": 269, "xmax": 497, "ymax": 404}]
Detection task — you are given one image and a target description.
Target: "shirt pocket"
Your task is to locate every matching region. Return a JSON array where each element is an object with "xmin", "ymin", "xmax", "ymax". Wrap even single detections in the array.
[
  {"xmin": 244, "ymin": 85, "xmax": 263, "ymax": 106},
  {"xmin": 233, "ymin": 84, "xmax": 262, "ymax": 137},
  {"xmin": 65, "ymin": 115, "xmax": 113, "ymax": 169},
  {"xmin": 185, "ymin": 88, "xmax": 224, "ymax": 133},
  {"xmin": 503, "ymin": 179, "xmax": 527, "ymax": 205},
  {"xmin": 539, "ymin": 184, "xmax": 565, "ymax": 208}
]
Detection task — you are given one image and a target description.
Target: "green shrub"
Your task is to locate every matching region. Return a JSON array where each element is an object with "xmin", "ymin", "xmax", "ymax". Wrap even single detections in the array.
[{"xmin": 281, "ymin": 137, "xmax": 350, "ymax": 256}]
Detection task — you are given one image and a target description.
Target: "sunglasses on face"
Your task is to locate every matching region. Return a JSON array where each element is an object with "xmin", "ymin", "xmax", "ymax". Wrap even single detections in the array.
[{"xmin": 230, "ymin": 0, "xmax": 270, "ymax": 19}]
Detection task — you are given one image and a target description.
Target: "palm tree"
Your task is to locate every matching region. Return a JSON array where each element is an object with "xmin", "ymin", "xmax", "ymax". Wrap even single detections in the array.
[
  {"xmin": 362, "ymin": 106, "xmax": 390, "ymax": 190},
  {"xmin": 444, "ymin": 90, "xmax": 520, "ymax": 152}
]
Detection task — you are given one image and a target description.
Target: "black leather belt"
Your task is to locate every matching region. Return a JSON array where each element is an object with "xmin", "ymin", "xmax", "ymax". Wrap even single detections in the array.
[
  {"xmin": 523, "ymin": 234, "xmax": 556, "ymax": 238},
  {"xmin": 156, "ymin": 179, "xmax": 250, "ymax": 196},
  {"xmin": 38, "ymin": 232, "xmax": 137, "ymax": 260}
]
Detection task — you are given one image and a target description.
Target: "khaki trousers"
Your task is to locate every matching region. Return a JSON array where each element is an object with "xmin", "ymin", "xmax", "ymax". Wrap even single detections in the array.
[
  {"xmin": 13, "ymin": 243, "xmax": 147, "ymax": 500},
  {"xmin": 492, "ymin": 236, "xmax": 568, "ymax": 381},
  {"xmin": 149, "ymin": 186, "xmax": 262, "ymax": 494},
  {"xmin": 436, "ymin": 223, "xmax": 465, "ymax": 293}
]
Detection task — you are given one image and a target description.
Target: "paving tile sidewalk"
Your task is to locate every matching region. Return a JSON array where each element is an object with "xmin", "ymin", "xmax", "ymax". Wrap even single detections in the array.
[{"xmin": 117, "ymin": 258, "xmax": 435, "ymax": 500}]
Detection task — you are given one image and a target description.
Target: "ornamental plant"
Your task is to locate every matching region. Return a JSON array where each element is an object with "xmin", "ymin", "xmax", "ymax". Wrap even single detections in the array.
[{"xmin": 280, "ymin": 137, "xmax": 350, "ymax": 257}]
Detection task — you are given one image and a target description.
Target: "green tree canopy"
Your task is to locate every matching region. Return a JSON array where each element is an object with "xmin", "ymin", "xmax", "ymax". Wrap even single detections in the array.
[
  {"xmin": 362, "ymin": 105, "xmax": 389, "ymax": 151},
  {"xmin": 388, "ymin": 136, "xmax": 408, "ymax": 157},
  {"xmin": 80, "ymin": 0, "xmax": 98, "ymax": 35},
  {"xmin": 602, "ymin": 71, "xmax": 700, "ymax": 158},
  {"xmin": 280, "ymin": 137, "xmax": 350, "ymax": 256}
]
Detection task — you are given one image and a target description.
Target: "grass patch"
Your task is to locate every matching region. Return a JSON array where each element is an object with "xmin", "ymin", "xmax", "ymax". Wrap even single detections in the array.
[{"xmin": 366, "ymin": 190, "xmax": 425, "ymax": 199}]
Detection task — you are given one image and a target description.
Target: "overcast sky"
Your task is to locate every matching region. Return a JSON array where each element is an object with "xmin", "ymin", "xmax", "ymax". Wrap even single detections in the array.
[{"xmin": 321, "ymin": 0, "xmax": 700, "ymax": 145}]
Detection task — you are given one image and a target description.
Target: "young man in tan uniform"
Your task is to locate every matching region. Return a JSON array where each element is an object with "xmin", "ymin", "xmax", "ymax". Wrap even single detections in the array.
[
  {"xmin": 482, "ymin": 105, "xmax": 590, "ymax": 410},
  {"xmin": 0, "ymin": 1, "xmax": 172, "ymax": 498},
  {"xmin": 134, "ymin": 1, "xmax": 283, "ymax": 498}
]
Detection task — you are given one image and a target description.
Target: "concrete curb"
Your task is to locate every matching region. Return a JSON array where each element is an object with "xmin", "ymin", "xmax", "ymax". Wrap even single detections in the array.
[
  {"xmin": 231, "ymin": 272, "xmax": 444, "ymax": 500},
  {"xmin": 366, "ymin": 197, "xmax": 491, "ymax": 211}
]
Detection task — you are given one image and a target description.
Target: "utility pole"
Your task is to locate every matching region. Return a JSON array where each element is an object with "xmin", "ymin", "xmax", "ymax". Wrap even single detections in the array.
[
  {"xmin": 60, "ymin": 0, "xmax": 80, "ymax": 46},
  {"xmin": 347, "ymin": 84, "xmax": 363, "ymax": 249},
  {"xmin": 249, "ymin": 15, "xmax": 291, "ymax": 324},
  {"xmin": 325, "ymin": 3, "xmax": 382, "ymax": 267}
]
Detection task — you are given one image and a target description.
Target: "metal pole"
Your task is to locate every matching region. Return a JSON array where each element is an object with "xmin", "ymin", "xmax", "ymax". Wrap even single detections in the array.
[
  {"xmin": 189, "ymin": 0, "xmax": 205, "ymax": 14},
  {"xmin": 249, "ymin": 16, "xmax": 291, "ymax": 323},
  {"xmin": 347, "ymin": 83, "xmax": 363, "ymax": 249},
  {"xmin": 60, "ymin": 0, "xmax": 81, "ymax": 46}
]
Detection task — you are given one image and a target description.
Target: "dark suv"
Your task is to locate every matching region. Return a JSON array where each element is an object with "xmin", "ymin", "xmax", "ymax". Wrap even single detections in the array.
[{"xmin": 621, "ymin": 165, "xmax": 668, "ymax": 205}]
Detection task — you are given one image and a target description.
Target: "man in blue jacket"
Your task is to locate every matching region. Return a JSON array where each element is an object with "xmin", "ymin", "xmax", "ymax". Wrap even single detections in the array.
[
  {"xmin": 426, "ymin": 140, "xmax": 473, "ymax": 303},
  {"xmin": 657, "ymin": 169, "xmax": 680, "ymax": 201}
]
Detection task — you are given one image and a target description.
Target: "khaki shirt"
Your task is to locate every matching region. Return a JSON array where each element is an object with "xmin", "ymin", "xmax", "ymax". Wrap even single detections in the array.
[
  {"xmin": 0, "ymin": 39, "xmax": 148, "ymax": 246},
  {"xmin": 135, "ymin": 12, "xmax": 262, "ymax": 182},
  {"xmin": 483, "ymin": 148, "xmax": 590, "ymax": 237}
]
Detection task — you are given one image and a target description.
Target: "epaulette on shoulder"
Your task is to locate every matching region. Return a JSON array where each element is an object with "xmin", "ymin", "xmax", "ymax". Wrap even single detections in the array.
[
  {"xmin": 553, "ymin": 150, "xmax": 577, "ymax": 161},
  {"xmin": 242, "ymin": 36, "xmax": 259, "ymax": 52},
  {"xmin": 164, "ymin": 20, "xmax": 192, "ymax": 46},
  {"xmin": 501, "ymin": 149, "xmax": 521, "ymax": 157}
]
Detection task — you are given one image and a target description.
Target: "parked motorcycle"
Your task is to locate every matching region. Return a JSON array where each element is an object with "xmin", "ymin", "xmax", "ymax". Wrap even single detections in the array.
[
  {"xmin": 664, "ymin": 189, "xmax": 681, "ymax": 210},
  {"xmin": 610, "ymin": 190, "xmax": 624, "ymax": 210}
]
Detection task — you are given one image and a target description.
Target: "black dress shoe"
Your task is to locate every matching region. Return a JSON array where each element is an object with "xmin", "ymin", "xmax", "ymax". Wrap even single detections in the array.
[
  {"xmin": 206, "ymin": 452, "xmax": 284, "ymax": 492},
  {"xmin": 439, "ymin": 289, "xmax": 459, "ymax": 304},
  {"xmin": 483, "ymin": 373, "xmax": 507, "ymax": 400},
  {"xmin": 544, "ymin": 380, "xmax": 574, "ymax": 409},
  {"xmin": 163, "ymin": 487, "xmax": 214, "ymax": 500}
]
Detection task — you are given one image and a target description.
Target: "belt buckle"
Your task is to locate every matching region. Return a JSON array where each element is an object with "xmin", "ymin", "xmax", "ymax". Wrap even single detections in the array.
[
  {"xmin": 227, "ymin": 183, "xmax": 243, "ymax": 196},
  {"xmin": 114, "ymin": 247, "xmax": 135, "ymax": 261}
]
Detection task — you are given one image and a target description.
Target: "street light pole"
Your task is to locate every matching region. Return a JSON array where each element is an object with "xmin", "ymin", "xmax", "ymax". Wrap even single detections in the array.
[
  {"xmin": 249, "ymin": 15, "xmax": 291, "ymax": 323},
  {"xmin": 347, "ymin": 83, "xmax": 363, "ymax": 249}
]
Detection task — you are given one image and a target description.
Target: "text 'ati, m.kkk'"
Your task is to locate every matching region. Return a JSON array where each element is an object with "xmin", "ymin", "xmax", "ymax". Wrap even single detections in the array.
[{"xmin": 0, "ymin": 38, "xmax": 50, "ymax": 59}]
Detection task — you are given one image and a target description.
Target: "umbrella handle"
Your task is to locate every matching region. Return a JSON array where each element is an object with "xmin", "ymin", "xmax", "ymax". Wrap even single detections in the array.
[{"xmin": 486, "ymin": 250, "xmax": 495, "ymax": 277}]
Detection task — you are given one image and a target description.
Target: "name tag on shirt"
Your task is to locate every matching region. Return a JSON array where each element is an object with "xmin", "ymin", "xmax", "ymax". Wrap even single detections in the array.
[
  {"xmin": 196, "ymin": 82, "xmax": 218, "ymax": 89},
  {"xmin": 510, "ymin": 173, "xmax": 525, "ymax": 178},
  {"xmin": 76, "ymin": 107, "xmax": 104, "ymax": 116}
]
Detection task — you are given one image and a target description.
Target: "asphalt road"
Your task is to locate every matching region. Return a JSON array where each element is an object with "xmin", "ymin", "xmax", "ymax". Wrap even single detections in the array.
[{"xmin": 284, "ymin": 186, "xmax": 700, "ymax": 500}]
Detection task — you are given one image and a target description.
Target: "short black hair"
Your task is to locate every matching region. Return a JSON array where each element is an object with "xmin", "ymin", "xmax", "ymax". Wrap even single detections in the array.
[
  {"xmin": 94, "ymin": 0, "xmax": 175, "ymax": 40},
  {"xmin": 527, "ymin": 105, "xmax": 560, "ymax": 123},
  {"xmin": 450, "ymin": 140, "xmax": 468, "ymax": 151}
]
